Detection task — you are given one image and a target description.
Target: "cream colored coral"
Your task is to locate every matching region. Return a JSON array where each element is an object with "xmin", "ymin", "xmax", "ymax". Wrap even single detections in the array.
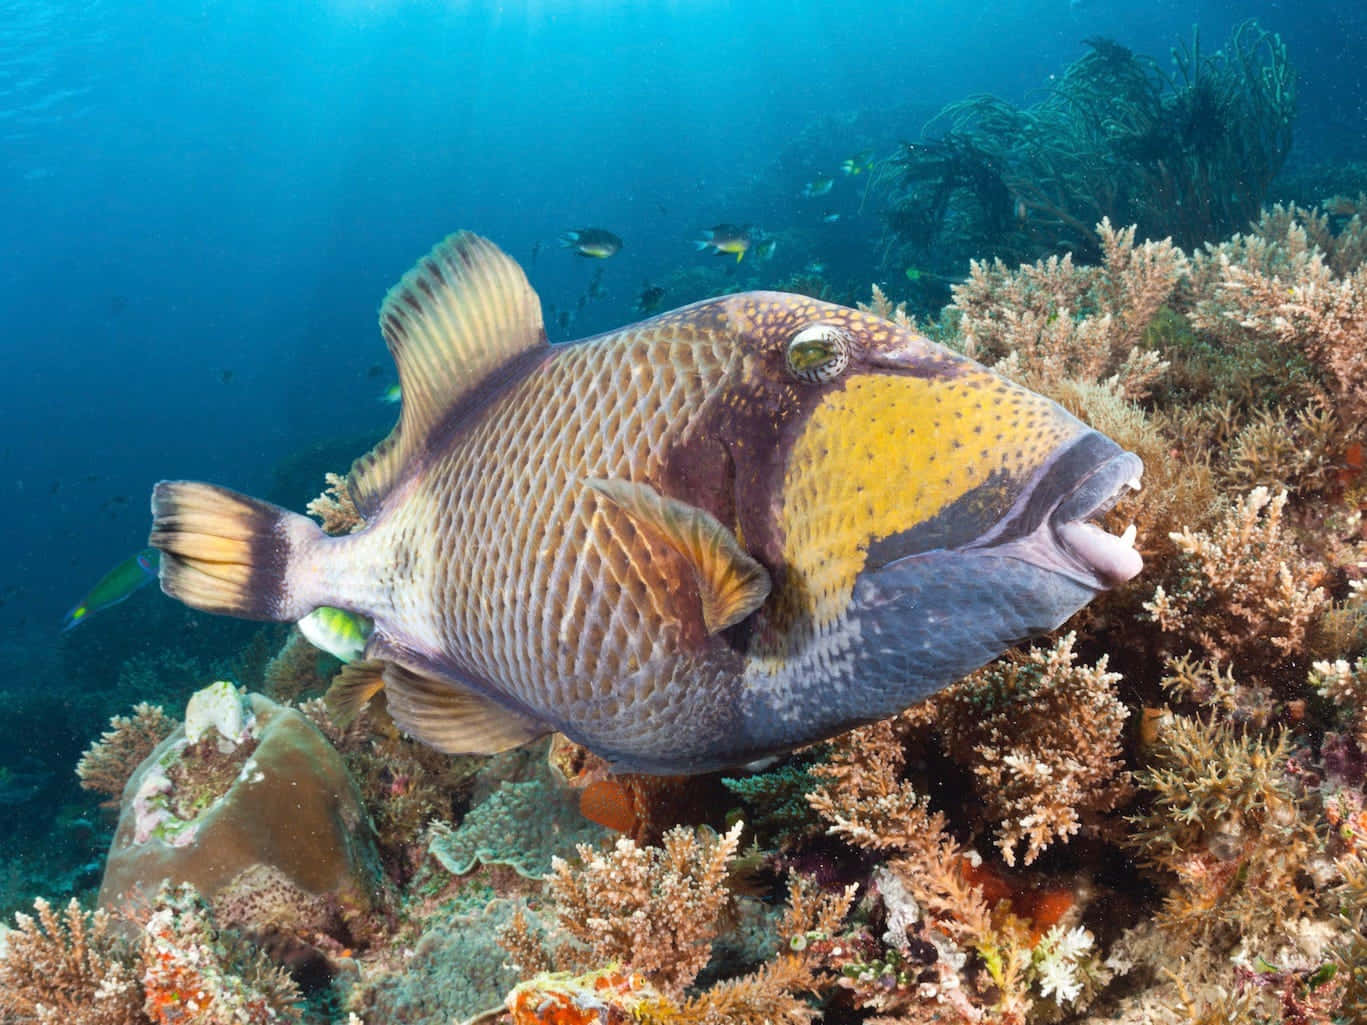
[
  {"xmin": 540, "ymin": 821, "xmax": 742, "ymax": 995},
  {"xmin": 0, "ymin": 898, "xmax": 144, "ymax": 1025}
]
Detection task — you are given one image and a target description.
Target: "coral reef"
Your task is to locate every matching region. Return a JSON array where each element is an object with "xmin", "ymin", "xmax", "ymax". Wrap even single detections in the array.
[
  {"xmin": 76, "ymin": 702, "xmax": 177, "ymax": 801},
  {"xmin": 880, "ymin": 22, "xmax": 1295, "ymax": 274},
  {"xmin": 99, "ymin": 683, "xmax": 385, "ymax": 955},
  {"xmin": 0, "ymin": 897, "xmax": 143, "ymax": 1025},
  {"xmin": 0, "ymin": 885, "xmax": 302, "ymax": 1025},
  {"xmin": 512, "ymin": 822, "xmax": 743, "ymax": 995},
  {"xmin": 1127, "ymin": 715, "xmax": 1318, "ymax": 950},
  {"xmin": 1144, "ymin": 486, "xmax": 1331, "ymax": 668},
  {"xmin": 934, "ymin": 632, "xmax": 1131, "ymax": 867},
  {"xmin": 24, "ymin": 192, "xmax": 1367, "ymax": 1025}
]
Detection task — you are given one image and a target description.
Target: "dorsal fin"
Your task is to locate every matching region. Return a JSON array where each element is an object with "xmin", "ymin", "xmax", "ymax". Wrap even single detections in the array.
[
  {"xmin": 383, "ymin": 663, "xmax": 548, "ymax": 755},
  {"xmin": 586, "ymin": 478, "xmax": 772, "ymax": 633},
  {"xmin": 347, "ymin": 232, "xmax": 548, "ymax": 516}
]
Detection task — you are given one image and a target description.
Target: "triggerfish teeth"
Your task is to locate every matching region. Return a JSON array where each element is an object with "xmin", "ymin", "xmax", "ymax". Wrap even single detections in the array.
[{"xmin": 149, "ymin": 231, "xmax": 1144, "ymax": 774}]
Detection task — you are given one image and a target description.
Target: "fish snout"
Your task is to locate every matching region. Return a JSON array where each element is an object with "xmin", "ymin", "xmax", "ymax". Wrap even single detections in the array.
[{"xmin": 975, "ymin": 432, "xmax": 1144, "ymax": 590}]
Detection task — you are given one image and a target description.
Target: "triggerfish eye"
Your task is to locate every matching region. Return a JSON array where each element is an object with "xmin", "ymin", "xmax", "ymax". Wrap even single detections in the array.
[{"xmin": 786, "ymin": 324, "xmax": 849, "ymax": 383}]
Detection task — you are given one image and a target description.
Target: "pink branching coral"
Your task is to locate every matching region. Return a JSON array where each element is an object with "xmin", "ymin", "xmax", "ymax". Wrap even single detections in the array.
[
  {"xmin": 76, "ymin": 703, "xmax": 177, "ymax": 800},
  {"xmin": 0, "ymin": 897, "xmax": 144, "ymax": 1025},
  {"xmin": 935, "ymin": 632, "xmax": 1132, "ymax": 867},
  {"xmin": 1144, "ymin": 487, "xmax": 1331, "ymax": 666}
]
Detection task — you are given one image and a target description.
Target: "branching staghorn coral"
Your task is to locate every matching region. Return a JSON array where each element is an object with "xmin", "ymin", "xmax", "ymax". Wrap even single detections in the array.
[
  {"xmin": 76, "ymin": 702, "xmax": 177, "ymax": 800},
  {"xmin": 306, "ymin": 471, "xmax": 365, "ymax": 535},
  {"xmin": 1312, "ymin": 656, "xmax": 1367, "ymax": 751},
  {"xmin": 1127, "ymin": 715, "xmax": 1318, "ymax": 952},
  {"xmin": 806, "ymin": 717, "xmax": 1107, "ymax": 1022},
  {"xmin": 1189, "ymin": 203, "xmax": 1367, "ymax": 431},
  {"xmin": 1159, "ymin": 652, "xmax": 1276, "ymax": 731},
  {"xmin": 512, "ymin": 822, "xmax": 743, "ymax": 996},
  {"xmin": 0, "ymin": 897, "xmax": 144, "ymax": 1025},
  {"xmin": 934, "ymin": 633, "xmax": 1131, "ymax": 867},
  {"xmin": 1144, "ymin": 487, "xmax": 1331, "ymax": 668},
  {"xmin": 949, "ymin": 220, "xmax": 1182, "ymax": 400},
  {"xmin": 498, "ymin": 826, "xmax": 855, "ymax": 1025}
]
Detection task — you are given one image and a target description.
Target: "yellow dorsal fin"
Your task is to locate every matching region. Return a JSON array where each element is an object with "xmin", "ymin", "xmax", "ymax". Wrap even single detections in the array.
[
  {"xmin": 324, "ymin": 659, "xmax": 387, "ymax": 727},
  {"xmin": 383, "ymin": 663, "xmax": 547, "ymax": 755},
  {"xmin": 347, "ymin": 232, "xmax": 548, "ymax": 516},
  {"xmin": 586, "ymin": 478, "xmax": 771, "ymax": 633}
]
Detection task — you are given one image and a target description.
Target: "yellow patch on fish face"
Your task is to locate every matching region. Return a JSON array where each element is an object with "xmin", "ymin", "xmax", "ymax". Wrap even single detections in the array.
[{"xmin": 779, "ymin": 364, "xmax": 1075, "ymax": 629}]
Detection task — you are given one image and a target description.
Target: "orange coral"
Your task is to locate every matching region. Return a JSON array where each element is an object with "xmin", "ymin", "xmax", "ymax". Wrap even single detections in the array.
[{"xmin": 506, "ymin": 967, "xmax": 667, "ymax": 1025}]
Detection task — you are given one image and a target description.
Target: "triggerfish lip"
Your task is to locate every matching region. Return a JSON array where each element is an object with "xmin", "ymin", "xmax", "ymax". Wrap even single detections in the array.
[
  {"xmin": 1048, "ymin": 449, "xmax": 1144, "ymax": 587},
  {"xmin": 967, "ymin": 432, "xmax": 1144, "ymax": 591}
]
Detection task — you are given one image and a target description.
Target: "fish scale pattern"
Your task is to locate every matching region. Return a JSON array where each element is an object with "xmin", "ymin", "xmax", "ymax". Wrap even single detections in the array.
[{"xmin": 399, "ymin": 325, "xmax": 741, "ymax": 726}]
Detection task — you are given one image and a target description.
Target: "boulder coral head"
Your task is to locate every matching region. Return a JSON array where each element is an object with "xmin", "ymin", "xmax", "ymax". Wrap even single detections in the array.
[{"xmin": 98, "ymin": 683, "xmax": 384, "ymax": 957}]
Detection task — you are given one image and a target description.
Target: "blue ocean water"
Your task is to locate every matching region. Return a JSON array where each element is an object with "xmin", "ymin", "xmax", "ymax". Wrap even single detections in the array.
[{"xmin": 0, "ymin": 0, "xmax": 1362, "ymax": 851}]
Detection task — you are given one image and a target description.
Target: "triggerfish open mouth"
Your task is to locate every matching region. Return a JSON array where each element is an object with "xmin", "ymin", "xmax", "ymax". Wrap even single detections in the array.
[{"xmin": 965, "ymin": 432, "xmax": 1144, "ymax": 591}]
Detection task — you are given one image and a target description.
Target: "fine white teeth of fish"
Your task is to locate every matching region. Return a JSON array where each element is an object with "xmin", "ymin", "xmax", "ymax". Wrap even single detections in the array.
[
  {"xmin": 1126, "ymin": 475, "xmax": 1142, "ymax": 491},
  {"xmin": 1119, "ymin": 524, "xmax": 1137, "ymax": 547}
]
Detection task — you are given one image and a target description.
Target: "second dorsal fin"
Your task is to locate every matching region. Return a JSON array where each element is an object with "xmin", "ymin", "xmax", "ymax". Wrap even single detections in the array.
[{"xmin": 346, "ymin": 232, "xmax": 548, "ymax": 516}]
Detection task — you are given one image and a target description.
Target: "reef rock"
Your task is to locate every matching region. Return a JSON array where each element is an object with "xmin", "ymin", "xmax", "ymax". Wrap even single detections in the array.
[{"xmin": 99, "ymin": 683, "xmax": 382, "ymax": 948}]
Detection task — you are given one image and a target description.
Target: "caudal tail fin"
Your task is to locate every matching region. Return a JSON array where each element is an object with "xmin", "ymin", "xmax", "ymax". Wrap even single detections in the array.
[{"xmin": 149, "ymin": 481, "xmax": 324, "ymax": 621}]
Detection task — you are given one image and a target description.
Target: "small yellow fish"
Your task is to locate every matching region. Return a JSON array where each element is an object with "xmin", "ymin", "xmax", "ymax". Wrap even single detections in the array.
[
  {"xmin": 559, "ymin": 228, "xmax": 622, "ymax": 259},
  {"xmin": 694, "ymin": 224, "xmax": 753, "ymax": 262},
  {"xmin": 151, "ymin": 232, "xmax": 1143, "ymax": 773},
  {"xmin": 298, "ymin": 606, "xmax": 373, "ymax": 663},
  {"xmin": 840, "ymin": 150, "xmax": 875, "ymax": 175}
]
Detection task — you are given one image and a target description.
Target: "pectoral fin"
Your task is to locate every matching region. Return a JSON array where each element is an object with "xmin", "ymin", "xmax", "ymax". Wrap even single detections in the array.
[{"xmin": 586, "ymin": 478, "xmax": 771, "ymax": 633}]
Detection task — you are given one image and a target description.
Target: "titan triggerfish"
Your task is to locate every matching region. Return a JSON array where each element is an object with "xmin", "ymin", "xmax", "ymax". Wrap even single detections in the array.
[{"xmin": 149, "ymin": 232, "xmax": 1143, "ymax": 773}]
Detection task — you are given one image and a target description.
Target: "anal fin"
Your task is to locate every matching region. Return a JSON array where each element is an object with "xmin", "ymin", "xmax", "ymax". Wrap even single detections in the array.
[
  {"xmin": 383, "ymin": 663, "xmax": 548, "ymax": 755},
  {"xmin": 325, "ymin": 660, "xmax": 388, "ymax": 728}
]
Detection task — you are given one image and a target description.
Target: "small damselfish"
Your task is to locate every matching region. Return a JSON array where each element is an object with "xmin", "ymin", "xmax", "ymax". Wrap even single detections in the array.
[{"xmin": 149, "ymin": 231, "xmax": 1143, "ymax": 774}]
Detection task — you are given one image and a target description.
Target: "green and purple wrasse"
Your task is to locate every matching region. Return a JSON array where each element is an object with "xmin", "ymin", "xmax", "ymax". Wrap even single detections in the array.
[
  {"xmin": 149, "ymin": 231, "xmax": 1143, "ymax": 774},
  {"xmin": 559, "ymin": 228, "xmax": 622, "ymax": 259},
  {"xmin": 63, "ymin": 548, "xmax": 159, "ymax": 631}
]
